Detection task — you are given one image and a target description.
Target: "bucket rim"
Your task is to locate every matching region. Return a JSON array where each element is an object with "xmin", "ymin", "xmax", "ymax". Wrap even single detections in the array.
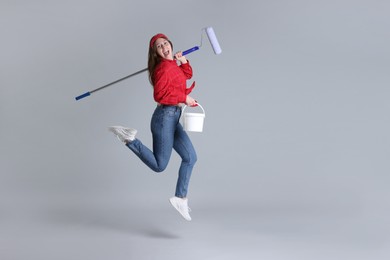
[{"xmin": 184, "ymin": 112, "xmax": 205, "ymax": 117}]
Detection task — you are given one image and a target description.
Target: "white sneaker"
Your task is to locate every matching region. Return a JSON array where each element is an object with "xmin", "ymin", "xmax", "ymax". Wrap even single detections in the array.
[
  {"xmin": 108, "ymin": 126, "xmax": 137, "ymax": 143},
  {"xmin": 169, "ymin": 197, "xmax": 192, "ymax": 221}
]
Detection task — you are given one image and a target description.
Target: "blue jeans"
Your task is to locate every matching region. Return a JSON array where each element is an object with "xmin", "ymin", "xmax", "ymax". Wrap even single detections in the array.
[{"xmin": 126, "ymin": 105, "xmax": 197, "ymax": 198}]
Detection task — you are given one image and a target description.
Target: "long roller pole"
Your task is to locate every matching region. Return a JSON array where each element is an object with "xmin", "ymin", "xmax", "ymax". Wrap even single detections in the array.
[{"xmin": 75, "ymin": 46, "xmax": 199, "ymax": 101}]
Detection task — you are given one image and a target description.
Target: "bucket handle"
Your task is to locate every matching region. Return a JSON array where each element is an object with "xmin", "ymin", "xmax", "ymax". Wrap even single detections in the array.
[{"xmin": 182, "ymin": 103, "xmax": 205, "ymax": 116}]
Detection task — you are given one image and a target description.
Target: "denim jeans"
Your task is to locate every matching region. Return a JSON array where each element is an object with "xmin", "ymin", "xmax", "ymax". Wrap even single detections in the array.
[{"xmin": 126, "ymin": 105, "xmax": 197, "ymax": 198}]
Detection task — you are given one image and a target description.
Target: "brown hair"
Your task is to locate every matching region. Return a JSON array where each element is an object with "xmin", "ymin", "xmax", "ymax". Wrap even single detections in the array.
[{"xmin": 147, "ymin": 39, "xmax": 173, "ymax": 86}]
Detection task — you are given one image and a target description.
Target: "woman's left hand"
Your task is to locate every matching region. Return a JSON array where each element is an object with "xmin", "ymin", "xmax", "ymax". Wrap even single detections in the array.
[
  {"xmin": 185, "ymin": 95, "xmax": 197, "ymax": 107},
  {"xmin": 174, "ymin": 51, "xmax": 187, "ymax": 64}
]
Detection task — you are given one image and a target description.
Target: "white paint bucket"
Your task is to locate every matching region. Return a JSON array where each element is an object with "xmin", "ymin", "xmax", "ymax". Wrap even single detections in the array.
[{"xmin": 182, "ymin": 103, "xmax": 205, "ymax": 132}]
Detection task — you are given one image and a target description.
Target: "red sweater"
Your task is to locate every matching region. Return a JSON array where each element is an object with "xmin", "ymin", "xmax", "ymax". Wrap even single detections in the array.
[{"xmin": 153, "ymin": 59, "xmax": 195, "ymax": 105}]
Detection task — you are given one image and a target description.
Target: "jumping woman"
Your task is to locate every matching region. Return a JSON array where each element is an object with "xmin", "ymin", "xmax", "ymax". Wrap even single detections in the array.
[{"xmin": 108, "ymin": 33, "xmax": 198, "ymax": 221}]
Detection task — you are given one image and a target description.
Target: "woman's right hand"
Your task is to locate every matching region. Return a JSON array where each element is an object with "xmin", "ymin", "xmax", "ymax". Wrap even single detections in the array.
[{"xmin": 185, "ymin": 95, "xmax": 197, "ymax": 107}]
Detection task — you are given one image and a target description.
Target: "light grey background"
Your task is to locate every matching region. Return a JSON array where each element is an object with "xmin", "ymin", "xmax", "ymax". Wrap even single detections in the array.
[{"xmin": 1, "ymin": 0, "xmax": 389, "ymax": 259}]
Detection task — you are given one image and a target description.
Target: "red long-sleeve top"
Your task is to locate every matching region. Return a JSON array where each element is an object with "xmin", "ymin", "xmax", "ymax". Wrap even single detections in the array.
[{"xmin": 153, "ymin": 59, "xmax": 195, "ymax": 105}]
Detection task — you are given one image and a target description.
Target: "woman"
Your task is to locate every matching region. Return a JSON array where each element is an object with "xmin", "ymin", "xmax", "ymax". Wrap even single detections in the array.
[{"xmin": 108, "ymin": 33, "xmax": 198, "ymax": 221}]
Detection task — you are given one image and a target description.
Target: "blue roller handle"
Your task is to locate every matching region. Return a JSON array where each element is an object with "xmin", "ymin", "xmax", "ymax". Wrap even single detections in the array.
[
  {"xmin": 183, "ymin": 46, "xmax": 199, "ymax": 56},
  {"xmin": 75, "ymin": 92, "xmax": 91, "ymax": 100},
  {"xmin": 75, "ymin": 46, "xmax": 200, "ymax": 101}
]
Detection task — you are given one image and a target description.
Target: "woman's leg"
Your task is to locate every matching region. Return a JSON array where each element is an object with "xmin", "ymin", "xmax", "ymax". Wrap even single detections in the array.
[
  {"xmin": 173, "ymin": 123, "xmax": 197, "ymax": 198},
  {"xmin": 126, "ymin": 106, "xmax": 180, "ymax": 172}
]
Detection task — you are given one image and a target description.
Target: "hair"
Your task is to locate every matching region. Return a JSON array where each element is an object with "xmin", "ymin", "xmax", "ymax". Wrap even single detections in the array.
[{"xmin": 147, "ymin": 39, "xmax": 173, "ymax": 86}]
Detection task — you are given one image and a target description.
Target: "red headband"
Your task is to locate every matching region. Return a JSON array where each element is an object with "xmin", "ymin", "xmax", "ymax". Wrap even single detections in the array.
[{"xmin": 149, "ymin": 33, "xmax": 168, "ymax": 49}]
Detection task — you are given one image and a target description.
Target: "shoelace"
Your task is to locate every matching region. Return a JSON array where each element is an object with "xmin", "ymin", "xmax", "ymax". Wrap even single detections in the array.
[
  {"xmin": 111, "ymin": 129, "xmax": 125, "ymax": 142},
  {"xmin": 114, "ymin": 128, "xmax": 134, "ymax": 142}
]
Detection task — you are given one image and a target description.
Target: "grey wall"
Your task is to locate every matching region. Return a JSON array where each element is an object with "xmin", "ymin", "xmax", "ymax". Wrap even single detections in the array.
[{"xmin": 1, "ymin": 0, "xmax": 389, "ymax": 259}]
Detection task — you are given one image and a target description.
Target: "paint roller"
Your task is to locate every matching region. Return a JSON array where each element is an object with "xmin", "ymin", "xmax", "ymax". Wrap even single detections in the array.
[{"xmin": 75, "ymin": 26, "xmax": 222, "ymax": 101}]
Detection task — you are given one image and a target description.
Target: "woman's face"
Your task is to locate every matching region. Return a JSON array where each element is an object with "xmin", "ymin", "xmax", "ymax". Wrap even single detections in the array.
[{"xmin": 155, "ymin": 38, "xmax": 173, "ymax": 60}]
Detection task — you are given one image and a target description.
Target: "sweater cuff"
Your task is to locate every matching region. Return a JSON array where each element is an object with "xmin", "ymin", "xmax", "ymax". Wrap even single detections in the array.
[{"xmin": 180, "ymin": 60, "xmax": 190, "ymax": 67}]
